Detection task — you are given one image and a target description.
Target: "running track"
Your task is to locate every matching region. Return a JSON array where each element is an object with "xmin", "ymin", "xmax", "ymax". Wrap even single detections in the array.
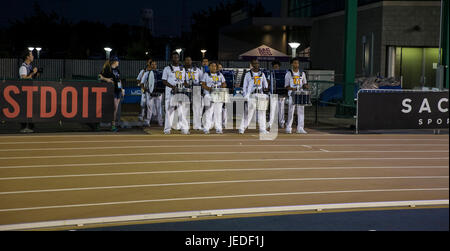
[{"xmin": 0, "ymin": 129, "xmax": 448, "ymax": 230}]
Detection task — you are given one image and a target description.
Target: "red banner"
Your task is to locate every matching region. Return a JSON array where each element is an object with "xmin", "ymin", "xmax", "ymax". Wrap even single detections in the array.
[{"xmin": 0, "ymin": 80, "xmax": 114, "ymax": 122}]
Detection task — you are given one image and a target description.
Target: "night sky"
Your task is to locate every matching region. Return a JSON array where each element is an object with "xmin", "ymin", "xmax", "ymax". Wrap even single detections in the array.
[{"xmin": 2, "ymin": 0, "xmax": 281, "ymax": 36}]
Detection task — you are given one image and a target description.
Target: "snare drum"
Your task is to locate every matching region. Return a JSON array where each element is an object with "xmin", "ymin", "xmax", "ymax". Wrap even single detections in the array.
[
  {"xmin": 171, "ymin": 88, "xmax": 192, "ymax": 105},
  {"xmin": 252, "ymin": 94, "xmax": 269, "ymax": 111},
  {"xmin": 293, "ymin": 90, "xmax": 311, "ymax": 106},
  {"xmin": 211, "ymin": 88, "xmax": 230, "ymax": 103}
]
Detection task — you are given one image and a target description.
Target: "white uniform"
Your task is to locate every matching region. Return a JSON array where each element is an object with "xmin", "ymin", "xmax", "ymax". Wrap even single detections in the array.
[
  {"xmin": 141, "ymin": 70, "xmax": 163, "ymax": 126},
  {"xmin": 202, "ymin": 72, "xmax": 226, "ymax": 134},
  {"xmin": 267, "ymin": 72, "xmax": 286, "ymax": 129},
  {"xmin": 137, "ymin": 69, "xmax": 147, "ymax": 121},
  {"xmin": 185, "ymin": 67, "xmax": 203, "ymax": 130},
  {"xmin": 162, "ymin": 65, "xmax": 189, "ymax": 134},
  {"xmin": 239, "ymin": 70, "xmax": 269, "ymax": 133},
  {"xmin": 285, "ymin": 70, "xmax": 307, "ymax": 133}
]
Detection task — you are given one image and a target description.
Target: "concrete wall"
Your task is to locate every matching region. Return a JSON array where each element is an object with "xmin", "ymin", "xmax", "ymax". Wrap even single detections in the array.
[{"xmin": 310, "ymin": 1, "xmax": 440, "ymax": 81}]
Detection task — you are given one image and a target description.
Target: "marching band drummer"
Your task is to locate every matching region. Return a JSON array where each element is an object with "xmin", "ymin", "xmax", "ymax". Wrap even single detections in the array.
[
  {"xmin": 184, "ymin": 56, "xmax": 204, "ymax": 131},
  {"xmin": 162, "ymin": 52, "xmax": 190, "ymax": 135},
  {"xmin": 140, "ymin": 59, "xmax": 163, "ymax": 129},
  {"xmin": 201, "ymin": 61, "xmax": 227, "ymax": 134},
  {"xmin": 239, "ymin": 59, "xmax": 269, "ymax": 134},
  {"xmin": 285, "ymin": 57, "xmax": 309, "ymax": 134}
]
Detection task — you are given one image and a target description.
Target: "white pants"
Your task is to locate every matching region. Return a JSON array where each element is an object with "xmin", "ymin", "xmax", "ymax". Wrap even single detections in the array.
[
  {"xmin": 286, "ymin": 96, "xmax": 305, "ymax": 132},
  {"xmin": 192, "ymin": 96, "xmax": 204, "ymax": 130},
  {"xmin": 203, "ymin": 95, "xmax": 223, "ymax": 132},
  {"xmin": 164, "ymin": 94, "xmax": 189, "ymax": 132},
  {"xmin": 139, "ymin": 94, "xmax": 146, "ymax": 120},
  {"xmin": 144, "ymin": 93, "xmax": 163, "ymax": 126},
  {"xmin": 240, "ymin": 98, "xmax": 266, "ymax": 132}
]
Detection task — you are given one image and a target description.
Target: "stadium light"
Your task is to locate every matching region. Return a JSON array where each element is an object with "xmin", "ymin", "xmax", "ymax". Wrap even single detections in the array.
[
  {"xmin": 104, "ymin": 47, "xmax": 112, "ymax": 60},
  {"xmin": 28, "ymin": 47, "xmax": 35, "ymax": 52},
  {"xmin": 201, "ymin": 49, "xmax": 207, "ymax": 58},
  {"xmin": 289, "ymin": 42, "xmax": 301, "ymax": 58},
  {"xmin": 36, "ymin": 47, "xmax": 42, "ymax": 59}
]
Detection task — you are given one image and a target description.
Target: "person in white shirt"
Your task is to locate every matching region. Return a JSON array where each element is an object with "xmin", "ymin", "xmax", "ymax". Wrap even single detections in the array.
[
  {"xmin": 201, "ymin": 61, "xmax": 227, "ymax": 134},
  {"xmin": 239, "ymin": 59, "xmax": 269, "ymax": 134},
  {"xmin": 136, "ymin": 59, "xmax": 152, "ymax": 122},
  {"xmin": 162, "ymin": 52, "xmax": 190, "ymax": 135},
  {"xmin": 184, "ymin": 56, "xmax": 203, "ymax": 130},
  {"xmin": 140, "ymin": 60, "xmax": 163, "ymax": 128},
  {"xmin": 284, "ymin": 57, "xmax": 309, "ymax": 134}
]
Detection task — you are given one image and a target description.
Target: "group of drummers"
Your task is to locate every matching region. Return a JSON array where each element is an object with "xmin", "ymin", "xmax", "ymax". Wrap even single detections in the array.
[{"xmin": 134, "ymin": 51, "xmax": 311, "ymax": 135}]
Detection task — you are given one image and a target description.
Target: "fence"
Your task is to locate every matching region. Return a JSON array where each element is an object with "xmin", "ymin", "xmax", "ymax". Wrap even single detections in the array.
[{"xmin": 0, "ymin": 58, "xmax": 309, "ymax": 80}]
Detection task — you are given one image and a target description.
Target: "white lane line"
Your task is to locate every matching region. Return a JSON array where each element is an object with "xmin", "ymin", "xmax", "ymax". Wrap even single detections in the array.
[
  {"xmin": 0, "ymin": 166, "xmax": 448, "ymax": 181},
  {"xmin": 0, "ymin": 133, "xmax": 446, "ymax": 138},
  {"xmin": 0, "ymin": 138, "xmax": 448, "ymax": 145},
  {"xmin": 1, "ymin": 150, "xmax": 448, "ymax": 160},
  {"xmin": 1, "ymin": 157, "xmax": 448, "ymax": 170},
  {"xmin": 0, "ymin": 188, "xmax": 447, "ymax": 213},
  {"xmin": 0, "ymin": 176, "xmax": 448, "ymax": 195},
  {"xmin": 0, "ymin": 144, "xmax": 448, "ymax": 152},
  {"xmin": 1, "ymin": 199, "xmax": 448, "ymax": 231}
]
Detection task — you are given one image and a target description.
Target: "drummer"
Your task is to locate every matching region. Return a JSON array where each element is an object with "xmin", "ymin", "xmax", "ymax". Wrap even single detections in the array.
[
  {"xmin": 184, "ymin": 56, "xmax": 203, "ymax": 131},
  {"xmin": 162, "ymin": 52, "xmax": 190, "ymax": 135},
  {"xmin": 284, "ymin": 57, "xmax": 309, "ymax": 134},
  {"xmin": 201, "ymin": 61, "xmax": 227, "ymax": 134},
  {"xmin": 239, "ymin": 59, "xmax": 269, "ymax": 134}
]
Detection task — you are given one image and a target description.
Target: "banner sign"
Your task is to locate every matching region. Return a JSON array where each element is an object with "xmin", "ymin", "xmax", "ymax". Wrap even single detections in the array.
[
  {"xmin": 357, "ymin": 90, "xmax": 449, "ymax": 130},
  {"xmin": 0, "ymin": 81, "xmax": 114, "ymax": 122}
]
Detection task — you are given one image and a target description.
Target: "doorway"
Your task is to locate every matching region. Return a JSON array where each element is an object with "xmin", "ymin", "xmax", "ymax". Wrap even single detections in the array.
[{"xmin": 387, "ymin": 46, "xmax": 440, "ymax": 89}]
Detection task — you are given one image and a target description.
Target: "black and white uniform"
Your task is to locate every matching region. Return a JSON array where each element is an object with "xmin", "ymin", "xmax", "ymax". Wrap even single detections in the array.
[{"xmin": 141, "ymin": 69, "xmax": 163, "ymax": 126}]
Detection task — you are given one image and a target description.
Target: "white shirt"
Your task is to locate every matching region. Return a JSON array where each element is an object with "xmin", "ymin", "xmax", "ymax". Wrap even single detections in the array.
[
  {"xmin": 242, "ymin": 70, "xmax": 268, "ymax": 98},
  {"xmin": 140, "ymin": 70, "xmax": 156, "ymax": 93},
  {"xmin": 137, "ymin": 69, "xmax": 146, "ymax": 82},
  {"xmin": 185, "ymin": 67, "xmax": 202, "ymax": 86},
  {"xmin": 162, "ymin": 65, "xmax": 185, "ymax": 96},
  {"xmin": 201, "ymin": 72, "xmax": 226, "ymax": 95},
  {"xmin": 284, "ymin": 70, "xmax": 307, "ymax": 96}
]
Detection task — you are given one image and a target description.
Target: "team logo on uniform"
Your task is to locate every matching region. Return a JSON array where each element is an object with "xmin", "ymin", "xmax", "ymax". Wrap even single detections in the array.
[
  {"xmin": 212, "ymin": 75, "xmax": 219, "ymax": 82},
  {"xmin": 188, "ymin": 72, "xmax": 196, "ymax": 80},
  {"xmin": 253, "ymin": 76, "xmax": 261, "ymax": 86},
  {"xmin": 175, "ymin": 71, "xmax": 183, "ymax": 80},
  {"xmin": 293, "ymin": 76, "xmax": 301, "ymax": 85}
]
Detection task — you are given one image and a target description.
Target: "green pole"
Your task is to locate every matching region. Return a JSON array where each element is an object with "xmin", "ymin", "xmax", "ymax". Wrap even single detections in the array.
[
  {"xmin": 337, "ymin": 0, "xmax": 358, "ymax": 117},
  {"xmin": 343, "ymin": 0, "xmax": 357, "ymax": 103},
  {"xmin": 443, "ymin": 0, "xmax": 449, "ymax": 89}
]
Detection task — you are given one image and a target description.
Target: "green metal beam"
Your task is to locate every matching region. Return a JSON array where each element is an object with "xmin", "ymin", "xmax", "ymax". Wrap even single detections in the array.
[
  {"xmin": 343, "ymin": 0, "xmax": 357, "ymax": 103},
  {"xmin": 336, "ymin": 0, "xmax": 358, "ymax": 118},
  {"xmin": 443, "ymin": 0, "xmax": 449, "ymax": 89}
]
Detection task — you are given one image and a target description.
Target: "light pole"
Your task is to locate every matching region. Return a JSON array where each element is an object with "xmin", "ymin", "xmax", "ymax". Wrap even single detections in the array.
[
  {"xmin": 176, "ymin": 48, "xmax": 183, "ymax": 60},
  {"xmin": 288, "ymin": 42, "xmax": 300, "ymax": 58},
  {"xmin": 201, "ymin": 49, "xmax": 207, "ymax": 59},
  {"xmin": 104, "ymin": 47, "xmax": 112, "ymax": 60},
  {"xmin": 36, "ymin": 47, "xmax": 42, "ymax": 59}
]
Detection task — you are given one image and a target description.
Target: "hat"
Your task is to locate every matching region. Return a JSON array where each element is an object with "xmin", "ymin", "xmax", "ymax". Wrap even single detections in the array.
[{"xmin": 110, "ymin": 56, "xmax": 120, "ymax": 62}]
